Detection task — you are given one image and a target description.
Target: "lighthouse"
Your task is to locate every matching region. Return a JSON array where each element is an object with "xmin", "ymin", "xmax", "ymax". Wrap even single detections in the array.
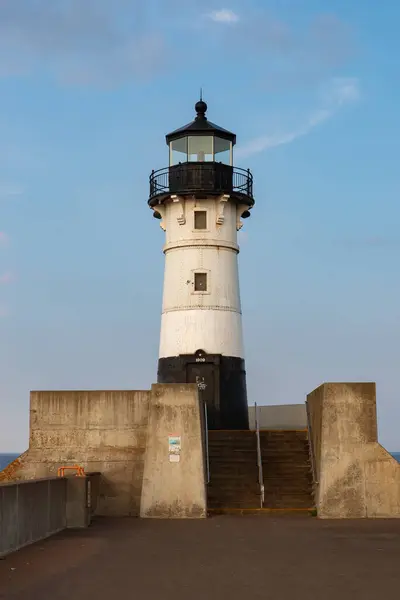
[{"xmin": 148, "ymin": 99, "xmax": 254, "ymax": 430}]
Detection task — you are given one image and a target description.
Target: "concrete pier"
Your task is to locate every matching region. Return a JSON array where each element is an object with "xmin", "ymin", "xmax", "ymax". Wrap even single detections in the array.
[{"xmin": 1, "ymin": 517, "xmax": 400, "ymax": 599}]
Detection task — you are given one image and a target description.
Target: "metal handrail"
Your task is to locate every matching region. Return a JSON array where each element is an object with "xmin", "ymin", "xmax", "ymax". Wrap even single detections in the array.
[
  {"xmin": 204, "ymin": 401, "xmax": 210, "ymax": 484},
  {"xmin": 57, "ymin": 465, "xmax": 85, "ymax": 477},
  {"xmin": 255, "ymin": 402, "xmax": 264, "ymax": 508},
  {"xmin": 305, "ymin": 399, "xmax": 318, "ymax": 485},
  {"xmin": 149, "ymin": 163, "xmax": 254, "ymax": 201}
]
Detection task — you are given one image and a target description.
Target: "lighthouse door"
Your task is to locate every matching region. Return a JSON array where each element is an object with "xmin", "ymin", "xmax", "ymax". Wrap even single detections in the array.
[{"xmin": 186, "ymin": 362, "xmax": 220, "ymax": 429}]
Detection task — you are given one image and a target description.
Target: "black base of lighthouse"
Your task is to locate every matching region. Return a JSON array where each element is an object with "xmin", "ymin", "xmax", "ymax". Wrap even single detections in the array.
[{"xmin": 157, "ymin": 351, "xmax": 249, "ymax": 430}]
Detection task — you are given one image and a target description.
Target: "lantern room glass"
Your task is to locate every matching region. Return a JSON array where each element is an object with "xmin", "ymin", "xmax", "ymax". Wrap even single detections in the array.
[
  {"xmin": 170, "ymin": 137, "xmax": 188, "ymax": 166},
  {"xmin": 214, "ymin": 136, "xmax": 232, "ymax": 165},
  {"xmin": 169, "ymin": 135, "xmax": 233, "ymax": 165},
  {"xmin": 188, "ymin": 136, "xmax": 213, "ymax": 162}
]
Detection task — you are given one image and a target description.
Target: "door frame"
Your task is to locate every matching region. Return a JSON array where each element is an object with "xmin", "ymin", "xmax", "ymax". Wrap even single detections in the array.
[{"xmin": 181, "ymin": 350, "xmax": 221, "ymax": 429}]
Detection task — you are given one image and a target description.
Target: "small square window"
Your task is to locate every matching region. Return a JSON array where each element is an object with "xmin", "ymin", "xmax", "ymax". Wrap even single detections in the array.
[
  {"xmin": 194, "ymin": 272, "xmax": 207, "ymax": 292},
  {"xmin": 194, "ymin": 210, "xmax": 207, "ymax": 230}
]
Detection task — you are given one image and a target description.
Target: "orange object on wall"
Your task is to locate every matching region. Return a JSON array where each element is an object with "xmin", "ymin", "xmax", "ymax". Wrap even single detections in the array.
[{"xmin": 57, "ymin": 465, "xmax": 86, "ymax": 477}]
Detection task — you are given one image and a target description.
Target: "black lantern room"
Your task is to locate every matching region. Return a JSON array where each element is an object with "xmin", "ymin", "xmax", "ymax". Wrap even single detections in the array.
[{"xmin": 149, "ymin": 99, "xmax": 254, "ymax": 209}]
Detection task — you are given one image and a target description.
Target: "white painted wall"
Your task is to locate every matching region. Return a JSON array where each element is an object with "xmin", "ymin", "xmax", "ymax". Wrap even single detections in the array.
[
  {"xmin": 156, "ymin": 194, "xmax": 248, "ymax": 359},
  {"xmin": 159, "ymin": 310, "xmax": 244, "ymax": 357},
  {"xmin": 162, "ymin": 247, "xmax": 241, "ymax": 313}
]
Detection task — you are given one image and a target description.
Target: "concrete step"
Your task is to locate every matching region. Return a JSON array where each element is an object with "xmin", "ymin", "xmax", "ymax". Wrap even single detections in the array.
[
  {"xmin": 259, "ymin": 433, "xmax": 308, "ymax": 439},
  {"xmin": 209, "ymin": 469, "xmax": 259, "ymax": 478},
  {"xmin": 206, "ymin": 428, "xmax": 314, "ymax": 513},
  {"xmin": 264, "ymin": 498, "xmax": 314, "ymax": 508},
  {"xmin": 209, "ymin": 456, "xmax": 257, "ymax": 463},
  {"xmin": 207, "ymin": 489, "xmax": 260, "ymax": 497},
  {"xmin": 209, "ymin": 471, "xmax": 259, "ymax": 478},
  {"xmin": 264, "ymin": 487, "xmax": 314, "ymax": 495},
  {"xmin": 208, "ymin": 448, "xmax": 258, "ymax": 455},
  {"xmin": 208, "ymin": 446, "xmax": 257, "ymax": 450},
  {"xmin": 208, "ymin": 485, "xmax": 259, "ymax": 494},
  {"xmin": 208, "ymin": 498, "xmax": 261, "ymax": 506},
  {"xmin": 263, "ymin": 467, "xmax": 311, "ymax": 474},
  {"xmin": 263, "ymin": 462, "xmax": 311, "ymax": 469},
  {"xmin": 263, "ymin": 481, "xmax": 313, "ymax": 490},
  {"xmin": 208, "ymin": 507, "xmax": 314, "ymax": 516}
]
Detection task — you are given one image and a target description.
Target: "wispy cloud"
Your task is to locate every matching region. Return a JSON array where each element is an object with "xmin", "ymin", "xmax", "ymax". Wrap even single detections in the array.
[
  {"xmin": 0, "ymin": 184, "xmax": 24, "ymax": 199},
  {"xmin": 339, "ymin": 235, "xmax": 400, "ymax": 249},
  {"xmin": 236, "ymin": 77, "xmax": 360, "ymax": 158},
  {"xmin": 0, "ymin": 3, "xmax": 354, "ymax": 92},
  {"xmin": 232, "ymin": 12, "xmax": 354, "ymax": 93},
  {"xmin": 0, "ymin": 272, "xmax": 14, "ymax": 284},
  {"xmin": 295, "ymin": 233, "xmax": 400, "ymax": 253},
  {"xmin": 208, "ymin": 9, "xmax": 240, "ymax": 24},
  {"xmin": 0, "ymin": 0, "xmax": 167, "ymax": 86},
  {"xmin": 0, "ymin": 232, "xmax": 9, "ymax": 246}
]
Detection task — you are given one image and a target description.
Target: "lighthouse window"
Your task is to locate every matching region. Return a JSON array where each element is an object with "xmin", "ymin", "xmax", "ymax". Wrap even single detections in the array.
[
  {"xmin": 188, "ymin": 136, "xmax": 213, "ymax": 162},
  {"xmin": 170, "ymin": 137, "xmax": 188, "ymax": 166},
  {"xmin": 194, "ymin": 210, "xmax": 207, "ymax": 230},
  {"xmin": 215, "ymin": 136, "xmax": 232, "ymax": 165},
  {"xmin": 194, "ymin": 272, "xmax": 207, "ymax": 292}
]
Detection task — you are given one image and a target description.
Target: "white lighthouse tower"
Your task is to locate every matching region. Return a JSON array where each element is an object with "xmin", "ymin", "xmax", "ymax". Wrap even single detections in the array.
[{"xmin": 149, "ymin": 99, "xmax": 254, "ymax": 429}]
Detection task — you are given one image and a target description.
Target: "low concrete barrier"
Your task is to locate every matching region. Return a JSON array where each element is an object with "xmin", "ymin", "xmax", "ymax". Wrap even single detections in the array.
[
  {"xmin": 0, "ymin": 473, "xmax": 100, "ymax": 557},
  {"xmin": 307, "ymin": 383, "xmax": 400, "ymax": 518}
]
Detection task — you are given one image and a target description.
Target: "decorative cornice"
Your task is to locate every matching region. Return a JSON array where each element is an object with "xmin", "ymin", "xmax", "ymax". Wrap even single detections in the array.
[
  {"xmin": 236, "ymin": 204, "xmax": 249, "ymax": 231},
  {"xmin": 216, "ymin": 194, "xmax": 230, "ymax": 225},
  {"xmin": 154, "ymin": 205, "xmax": 166, "ymax": 231},
  {"xmin": 171, "ymin": 195, "xmax": 186, "ymax": 225}
]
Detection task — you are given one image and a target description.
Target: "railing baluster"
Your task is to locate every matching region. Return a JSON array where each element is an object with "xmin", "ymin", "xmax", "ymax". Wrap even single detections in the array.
[
  {"xmin": 305, "ymin": 399, "xmax": 318, "ymax": 485},
  {"xmin": 204, "ymin": 402, "xmax": 210, "ymax": 484},
  {"xmin": 255, "ymin": 402, "xmax": 264, "ymax": 508}
]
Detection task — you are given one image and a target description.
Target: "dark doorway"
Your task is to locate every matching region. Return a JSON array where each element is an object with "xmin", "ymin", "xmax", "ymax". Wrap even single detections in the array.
[{"xmin": 187, "ymin": 362, "xmax": 219, "ymax": 429}]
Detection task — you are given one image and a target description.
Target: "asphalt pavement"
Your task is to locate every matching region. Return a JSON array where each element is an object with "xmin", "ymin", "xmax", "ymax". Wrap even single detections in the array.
[{"xmin": 1, "ymin": 516, "xmax": 400, "ymax": 599}]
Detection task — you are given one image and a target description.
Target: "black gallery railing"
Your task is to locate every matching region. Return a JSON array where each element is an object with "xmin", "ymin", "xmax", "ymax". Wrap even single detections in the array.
[{"xmin": 149, "ymin": 163, "xmax": 253, "ymax": 201}]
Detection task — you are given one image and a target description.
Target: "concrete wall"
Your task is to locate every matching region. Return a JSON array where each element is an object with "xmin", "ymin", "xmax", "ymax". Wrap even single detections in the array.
[
  {"xmin": 140, "ymin": 384, "xmax": 207, "ymax": 518},
  {"xmin": 0, "ymin": 475, "xmax": 98, "ymax": 557},
  {"xmin": 0, "ymin": 390, "xmax": 150, "ymax": 516},
  {"xmin": 248, "ymin": 404, "xmax": 307, "ymax": 431},
  {"xmin": 307, "ymin": 383, "xmax": 400, "ymax": 519}
]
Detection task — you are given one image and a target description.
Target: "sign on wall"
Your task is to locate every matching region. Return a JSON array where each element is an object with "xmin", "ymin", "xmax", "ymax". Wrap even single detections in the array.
[{"xmin": 168, "ymin": 435, "xmax": 181, "ymax": 463}]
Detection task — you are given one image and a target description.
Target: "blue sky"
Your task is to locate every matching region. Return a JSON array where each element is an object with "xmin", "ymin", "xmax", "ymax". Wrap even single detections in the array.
[{"xmin": 1, "ymin": 0, "xmax": 400, "ymax": 452}]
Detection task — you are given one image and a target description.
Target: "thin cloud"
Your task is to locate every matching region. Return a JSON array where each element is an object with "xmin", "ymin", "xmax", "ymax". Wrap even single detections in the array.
[
  {"xmin": 235, "ymin": 12, "xmax": 354, "ymax": 93},
  {"xmin": 236, "ymin": 77, "xmax": 360, "ymax": 159},
  {"xmin": 0, "ymin": 0, "xmax": 168, "ymax": 86},
  {"xmin": 339, "ymin": 236, "xmax": 400, "ymax": 249},
  {"xmin": 0, "ymin": 184, "xmax": 24, "ymax": 199},
  {"xmin": 208, "ymin": 9, "xmax": 240, "ymax": 24},
  {"xmin": 0, "ymin": 272, "xmax": 14, "ymax": 284},
  {"xmin": 0, "ymin": 232, "xmax": 9, "ymax": 245}
]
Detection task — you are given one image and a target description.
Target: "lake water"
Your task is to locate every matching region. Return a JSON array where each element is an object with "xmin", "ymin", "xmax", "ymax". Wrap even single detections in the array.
[{"xmin": 0, "ymin": 454, "xmax": 19, "ymax": 470}]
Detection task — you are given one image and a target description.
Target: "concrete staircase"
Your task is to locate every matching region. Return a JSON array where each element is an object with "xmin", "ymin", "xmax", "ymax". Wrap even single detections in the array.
[
  {"xmin": 207, "ymin": 431, "xmax": 260, "ymax": 510},
  {"xmin": 207, "ymin": 430, "xmax": 314, "ymax": 514},
  {"xmin": 260, "ymin": 430, "xmax": 314, "ymax": 510}
]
